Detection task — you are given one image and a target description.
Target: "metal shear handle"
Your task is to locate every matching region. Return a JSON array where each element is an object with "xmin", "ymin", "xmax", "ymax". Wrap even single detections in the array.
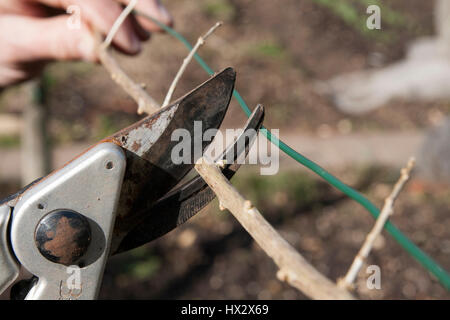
[
  {"xmin": 0, "ymin": 68, "xmax": 265, "ymax": 300},
  {"xmin": 8, "ymin": 143, "xmax": 127, "ymax": 299}
]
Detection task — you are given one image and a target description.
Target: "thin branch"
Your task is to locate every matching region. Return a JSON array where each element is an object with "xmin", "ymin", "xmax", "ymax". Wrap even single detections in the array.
[
  {"xmin": 103, "ymin": 0, "xmax": 139, "ymax": 48},
  {"xmin": 97, "ymin": 0, "xmax": 159, "ymax": 115},
  {"xmin": 98, "ymin": 48, "xmax": 159, "ymax": 114},
  {"xmin": 195, "ymin": 157, "xmax": 354, "ymax": 300},
  {"xmin": 163, "ymin": 22, "xmax": 222, "ymax": 107},
  {"xmin": 100, "ymin": 6, "xmax": 221, "ymax": 114},
  {"xmin": 338, "ymin": 157, "xmax": 416, "ymax": 290}
]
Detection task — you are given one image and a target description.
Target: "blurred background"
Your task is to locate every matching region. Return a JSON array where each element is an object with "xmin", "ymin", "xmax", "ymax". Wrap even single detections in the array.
[{"xmin": 0, "ymin": 0, "xmax": 449, "ymax": 299}]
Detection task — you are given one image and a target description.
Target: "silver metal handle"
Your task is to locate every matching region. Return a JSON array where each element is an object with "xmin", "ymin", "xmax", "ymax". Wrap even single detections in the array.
[
  {"xmin": 0, "ymin": 204, "xmax": 19, "ymax": 295},
  {"xmin": 10, "ymin": 142, "xmax": 126, "ymax": 299}
]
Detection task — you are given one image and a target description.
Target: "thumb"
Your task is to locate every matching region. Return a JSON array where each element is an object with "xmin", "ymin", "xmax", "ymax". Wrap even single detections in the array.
[{"xmin": 0, "ymin": 15, "xmax": 98, "ymax": 63}]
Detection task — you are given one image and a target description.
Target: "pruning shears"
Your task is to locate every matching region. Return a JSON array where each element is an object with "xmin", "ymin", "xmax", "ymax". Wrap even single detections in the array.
[{"xmin": 0, "ymin": 68, "xmax": 265, "ymax": 299}]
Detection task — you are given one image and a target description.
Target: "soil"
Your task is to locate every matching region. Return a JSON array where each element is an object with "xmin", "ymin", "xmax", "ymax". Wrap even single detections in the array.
[
  {"xmin": 2, "ymin": 0, "xmax": 446, "ymax": 140},
  {"xmin": 97, "ymin": 167, "xmax": 450, "ymax": 300}
]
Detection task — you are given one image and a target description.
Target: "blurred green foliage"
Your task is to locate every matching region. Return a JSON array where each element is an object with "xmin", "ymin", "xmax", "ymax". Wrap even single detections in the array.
[
  {"xmin": 202, "ymin": 0, "xmax": 236, "ymax": 21},
  {"xmin": 46, "ymin": 62, "xmax": 94, "ymax": 82},
  {"xmin": 94, "ymin": 115, "xmax": 122, "ymax": 141},
  {"xmin": 270, "ymin": 104, "xmax": 296, "ymax": 124},
  {"xmin": 0, "ymin": 135, "xmax": 20, "ymax": 148},
  {"xmin": 251, "ymin": 41, "xmax": 287, "ymax": 60},
  {"xmin": 120, "ymin": 247, "xmax": 161, "ymax": 280},
  {"xmin": 126, "ymin": 256, "xmax": 161, "ymax": 280},
  {"xmin": 232, "ymin": 170, "xmax": 320, "ymax": 209},
  {"xmin": 312, "ymin": 0, "xmax": 410, "ymax": 43},
  {"xmin": 359, "ymin": 0, "xmax": 407, "ymax": 27}
]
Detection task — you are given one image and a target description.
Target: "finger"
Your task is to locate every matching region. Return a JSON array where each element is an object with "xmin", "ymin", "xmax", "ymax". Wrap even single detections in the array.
[
  {"xmin": 34, "ymin": 0, "xmax": 142, "ymax": 54},
  {"xmin": 130, "ymin": 14, "xmax": 151, "ymax": 41},
  {"xmin": 0, "ymin": 15, "xmax": 98, "ymax": 63},
  {"xmin": 0, "ymin": 0, "xmax": 48, "ymax": 16},
  {"xmin": 117, "ymin": 0, "xmax": 173, "ymax": 32},
  {"xmin": 0, "ymin": 65, "xmax": 31, "ymax": 87}
]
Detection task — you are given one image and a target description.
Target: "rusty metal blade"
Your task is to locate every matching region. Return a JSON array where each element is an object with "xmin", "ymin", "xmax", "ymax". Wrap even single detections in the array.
[
  {"xmin": 115, "ymin": 105, "xmax": 264, "ymax": 254},
  {"xmin": 109, "ymin": 68, "xmax": 236, "ymax": 248}
]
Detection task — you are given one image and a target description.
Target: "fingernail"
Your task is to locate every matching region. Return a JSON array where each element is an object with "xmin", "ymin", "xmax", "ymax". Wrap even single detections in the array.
[{"xmin": 158, "ymin": 4, "xmax": 173, "ymax": 24}]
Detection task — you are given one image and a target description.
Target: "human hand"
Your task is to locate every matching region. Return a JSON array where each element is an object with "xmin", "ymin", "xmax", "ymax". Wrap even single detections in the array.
[{"xmin": 0, "ymin": 0, "xmax": 173, "ymax": 87}]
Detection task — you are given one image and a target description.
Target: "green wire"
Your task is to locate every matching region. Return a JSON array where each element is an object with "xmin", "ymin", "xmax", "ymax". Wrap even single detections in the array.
[{"xmin": 137, "ymin": 11, "xmax": 450, "ymax": 290}]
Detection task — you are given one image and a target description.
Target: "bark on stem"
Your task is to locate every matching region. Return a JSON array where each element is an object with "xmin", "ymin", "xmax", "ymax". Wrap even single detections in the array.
[
  {"xmin": 163, "ymin": 22, "xmax": 222, "ymax": 106},
  {"xmin": 98, "ymin": 46, "xmax": 159, "ymax": 115},
  {"xmin": 195, "ymin": 157, "xmax": 354, "ymax": 300},
  {"xmin": 338, "ymin": 157, "xmax": 415, "ymax": 290}
]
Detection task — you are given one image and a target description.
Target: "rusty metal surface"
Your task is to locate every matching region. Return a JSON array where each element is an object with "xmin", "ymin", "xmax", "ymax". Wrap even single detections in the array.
[
  {"xmin": 34, "ymin": 210, "xmax": 92, "ymax": 266},
  {"xmin": 115, "ymin": 105, "xmax": 265, "ymax": 254},
  {"xmin": 109, "ymin": 68, "xmax": 236, "ymax": 250},
  {"xmin": 1, "ymin": 68, "xmax": 236, "ymax": 278}
]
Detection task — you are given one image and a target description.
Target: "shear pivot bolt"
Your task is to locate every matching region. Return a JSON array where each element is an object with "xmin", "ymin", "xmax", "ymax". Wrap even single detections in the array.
[{"xmin": 35, "ymin": 210, "xmax": 91, "ymax": 266}]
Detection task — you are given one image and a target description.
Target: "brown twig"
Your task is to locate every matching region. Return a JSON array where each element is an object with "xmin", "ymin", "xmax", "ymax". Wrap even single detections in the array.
[
  {"xmin": 99, "ymin": 8, "xmax": 221, "ymax": 114},
  {"xmin": 103, "ymin": 0, "xmax": 139, "ymax": 48},
  {"xmin": 338, "ymin": 157, "xmax": 416, "ymax": 290},
  {"xmin": 97, "ymin": 0, "xmax": 159, "ymax": 115},
  {"xmin": 195, "ymin": 157, "xmax": 354, "ymax": 300},
  {"xmin": 163, "ymin": 22, "xmax": 222, "ymax": 106},
  {"xmin": 97, "ymin": 48, "xmax": 159, "ymax": 114}
]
